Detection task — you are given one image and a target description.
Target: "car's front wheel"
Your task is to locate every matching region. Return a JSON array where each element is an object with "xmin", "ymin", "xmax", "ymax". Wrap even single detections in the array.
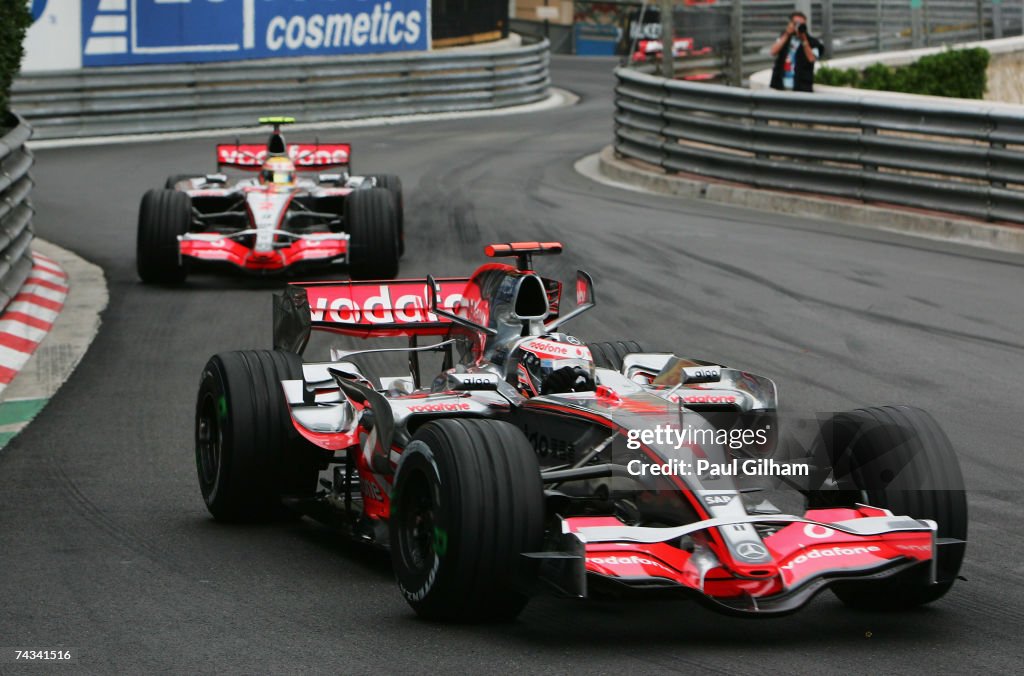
[
  {"xmin": 808, "ymin": 405, "xmax": 968, "ymax": 609},
  {"xmin": 164, "ymin": 174, "xmax": 195, "ymax": 189},
  {"xmin": 389, "ymin": 419, "xmax": 544, "ymax": 622},
  {"xmin": 137, "ymin": 188, "xmax": 190, "ymax": 284}
]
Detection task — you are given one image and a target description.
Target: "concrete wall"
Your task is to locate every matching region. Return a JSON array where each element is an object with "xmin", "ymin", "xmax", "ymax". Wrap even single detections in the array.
[{"xmin": 986, "ymin": 47, "xmax": 1024, "ymax": 104}]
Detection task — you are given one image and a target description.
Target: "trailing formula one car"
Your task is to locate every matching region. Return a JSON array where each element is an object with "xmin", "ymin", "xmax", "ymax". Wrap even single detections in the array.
[
  {"xmin": 137, "ymin": 117, "xmax": 404, "ymax": 284},
  {"xmin": 195, "ymin": 242, "xmax": 967, "ymax": 620}
]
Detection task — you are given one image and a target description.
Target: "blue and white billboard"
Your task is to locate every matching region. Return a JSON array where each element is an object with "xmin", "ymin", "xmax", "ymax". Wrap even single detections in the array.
[{"xmin": 78, "ymin": 0, "xmax": 431, "ymax": 67}]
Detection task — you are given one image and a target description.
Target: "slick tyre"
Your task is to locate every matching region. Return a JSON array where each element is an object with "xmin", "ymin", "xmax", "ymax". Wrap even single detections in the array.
[
  {"xmin": 808, "ymin": 406, "xmax": 967, "ymax": 610},
  {"xmin": 137, "ymin": 188, "xmax": 190, "ymax": 284},
  {"xmin": 390, "ymin": 419, "xmax": 544, "ymax": 622},
  {"xmin": 164, "ymin": 174, "xmax": 194, "ymax": 189},
  {"xmin": 367, "ymin": 174, "xmax": 405, "ymax": 257},
  {"xmin": 346, "ymin": 187, "xmax": 399, "ymax": 280},
  {"xmin": 195, "ymin": 350, "xmax": 323, "ymax": 522},
  {"xmin": 589, "ymin": 340, "xmax": 645, "ymax": 371}
]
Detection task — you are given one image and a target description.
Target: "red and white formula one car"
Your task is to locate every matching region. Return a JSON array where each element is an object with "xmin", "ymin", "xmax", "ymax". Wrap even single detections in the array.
[
  {"xmin": 195, "ymin": 242, "xmax": 967, "ymax": 621},
  {"xmin": 630, "ymin": 37, "xmax": 712, "ymax": 63},
  {"xmin": 137, "ymin": 117, "xmax": 403, "ymax": 284}
]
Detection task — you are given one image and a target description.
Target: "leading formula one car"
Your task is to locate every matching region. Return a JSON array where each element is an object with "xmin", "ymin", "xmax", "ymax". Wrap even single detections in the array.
[
  {"xmin": 194, "ymin": 242, "xmax": 967, "ymax": 620},
  {"xmin": 137, "ymin": 117, "xmax": 403, "ymax": 284}
]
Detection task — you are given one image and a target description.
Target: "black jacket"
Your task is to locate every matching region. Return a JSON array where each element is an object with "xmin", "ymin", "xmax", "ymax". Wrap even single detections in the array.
[{"xmin": 770, "ymin": 32, "xmax": 823, "ymax": 92}]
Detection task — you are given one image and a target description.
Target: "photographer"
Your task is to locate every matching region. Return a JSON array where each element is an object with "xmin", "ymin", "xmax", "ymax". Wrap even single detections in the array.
[{"xmin": 769, "ymin": 12, "xmax": 822, "ymax": 92}]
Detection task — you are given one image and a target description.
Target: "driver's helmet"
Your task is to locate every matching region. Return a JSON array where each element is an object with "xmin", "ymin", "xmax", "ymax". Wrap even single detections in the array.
[
  {"xmin": 259, "ymin": 156, "xmax": 296, "ymax": 187},
  {"xmin": 510, "ymin": 333, "xmax": 596, "ymax": 397}
]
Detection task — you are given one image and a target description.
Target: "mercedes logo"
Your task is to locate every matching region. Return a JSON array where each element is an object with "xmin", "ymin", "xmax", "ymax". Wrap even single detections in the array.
[{"xmin": 736, "ymin": 541, "xmax": 769, "ymax": 560}]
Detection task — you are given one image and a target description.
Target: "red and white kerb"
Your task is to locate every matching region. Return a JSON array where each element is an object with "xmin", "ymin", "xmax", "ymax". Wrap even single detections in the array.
[{"xmin": 0, "ymin": 253, "xmax": 69, "ymax": 389}]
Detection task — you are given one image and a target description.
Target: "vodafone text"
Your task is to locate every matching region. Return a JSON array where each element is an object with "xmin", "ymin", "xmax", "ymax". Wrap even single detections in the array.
[{"xmin": 309, "ymin": 285, "xmax": 464, "ymax": 324}]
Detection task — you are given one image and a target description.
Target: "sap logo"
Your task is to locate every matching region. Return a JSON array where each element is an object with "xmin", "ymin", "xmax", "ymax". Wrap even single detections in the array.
[{"xmin": 702, "ymin": 494, "xmax": 734, "ymax": 507}]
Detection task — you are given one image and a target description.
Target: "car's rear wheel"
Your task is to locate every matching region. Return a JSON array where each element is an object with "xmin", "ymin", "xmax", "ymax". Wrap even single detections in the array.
[
  {"xmin": 367, "ymin": 174, "xmax": 404, "ymax": 257},
  {"xmin": 807, "ymin": 405, "xmax": 967, "ymax": 609},
  {"xmin": 390, "ymin": 419, "xmax": 544, "ymax": 622},
  {"xmin": 137, "ymin": 188, "xmax": 190, "ymax": 284},
  {"xmin": 195, "ymin": 350, "xmax": 323, "ymax": 522},
  {"xmin": 589, "ymin": 340, "xmax": 645, "ymax": 371},
  {"xmin": 346, "ymin": 187, "xmax": 399, "ymax": 280}
]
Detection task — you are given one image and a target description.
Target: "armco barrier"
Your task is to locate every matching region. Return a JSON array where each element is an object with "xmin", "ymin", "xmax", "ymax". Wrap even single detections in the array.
[
  {"xmin": 0, "ymin": 115, "xmax": 35, "ymax": 308},
  {"xmin": 614, "ymin": 67, "xmax": 1024, "ymax": 224},
  {"xmin": 12, "ymin": 40, "xmax": 550, "ymax": 140}
]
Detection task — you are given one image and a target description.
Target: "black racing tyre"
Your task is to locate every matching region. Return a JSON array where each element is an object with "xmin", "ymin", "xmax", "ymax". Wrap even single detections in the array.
[
  {"xmin": 367, "ymin": 174, "xmax": 404, "ymax": 257},
  {"xmin": 390, "ymin": 419, "xmax": 544, "ymax": 622},
  {"xmin": 164, "ymin": 174, "xmax": 195, "ymax": 189},
  {"xmin": 807, "ymin": 406, "xmax": 967, "ymax": 610},
  {"xmin": 195, "ymin": 350, "xmax": 323, "ymax": 522},
  {"xmin": 589, "ymin": 340, "xmax": 645, "ymax": 371},
  {"xmin": 137, "ymin": 188, "xmax": 190, "ymax": 284},
  {"xmin": 346, "ymin": 187, "xmax": 399, "ymax": 280}
]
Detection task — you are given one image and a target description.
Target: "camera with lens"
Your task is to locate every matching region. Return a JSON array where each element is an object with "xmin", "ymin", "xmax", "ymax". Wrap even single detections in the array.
[{"xmin": 796, "ymin": 23, "xmax": 807, "ymax": 34}]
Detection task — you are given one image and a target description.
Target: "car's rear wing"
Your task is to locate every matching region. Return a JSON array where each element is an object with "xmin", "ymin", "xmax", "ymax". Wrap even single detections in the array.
[
  {"xmin": 273, "ymin": 278, "xmax": 472, "ymax": 352},
  {"xmin": 216, "ymin": 143, "xmax": 352, "ymax": 171}
]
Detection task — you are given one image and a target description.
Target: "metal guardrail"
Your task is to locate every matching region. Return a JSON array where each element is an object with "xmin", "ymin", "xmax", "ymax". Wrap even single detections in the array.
[
  {"xmin": 613, "ymin": 67, "xmax": 1024, "ymax": 223},
  {"xmin": 0, "ymin": 114, "xmax": 35, "ymax": 309},
  {"xmin": 612, "ymin": 0, "xmax": 1023, "ymax": 83},
  {"xmin": 12, "ymin": 41, "xmax": 551, "ymax": 140}
]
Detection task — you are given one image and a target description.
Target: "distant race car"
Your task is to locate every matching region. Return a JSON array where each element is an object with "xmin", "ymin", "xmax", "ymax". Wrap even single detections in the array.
[
  {"xmin": 136, "ymin": 117, "xmax": 404, "ymax": 283},
  {"xmin": 630, "ymin": 37, "xmax": 712, "ymax": 63},
  {"xmin": 194, "ymin": 242, "xmax": 967, "ymax": 621}
]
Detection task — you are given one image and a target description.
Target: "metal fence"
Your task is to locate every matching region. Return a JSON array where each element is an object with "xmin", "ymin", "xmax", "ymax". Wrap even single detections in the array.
[
  {"xmin": 12, "ymin": 40, "xmax": 550, "ymax": 140},
  {"xmin": 612, "ymin": 0, "xmax": 1024, "ymax": 81},
  {"xmin": 613, "ymin": 66, "xmax": 1024, "ymax": 223},
  {"xmin": 0, "ymin": 115, "xmax": 35, "ymax": 309}
]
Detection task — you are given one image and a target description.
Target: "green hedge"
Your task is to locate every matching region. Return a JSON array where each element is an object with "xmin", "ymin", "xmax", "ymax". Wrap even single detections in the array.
[
  {"xmin": 0, "ymin": 0, "xmax": 33, "ymax": 115},
  {"xmin": 816, "ymin": 47, "xmax": 990, "ymax": 99}
]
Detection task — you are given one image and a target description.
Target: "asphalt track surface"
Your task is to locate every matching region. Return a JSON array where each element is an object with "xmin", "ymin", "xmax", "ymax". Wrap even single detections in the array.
[{"xmin": 4, "ymin": 56, "xmax": 1024, "ymax": 674}]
